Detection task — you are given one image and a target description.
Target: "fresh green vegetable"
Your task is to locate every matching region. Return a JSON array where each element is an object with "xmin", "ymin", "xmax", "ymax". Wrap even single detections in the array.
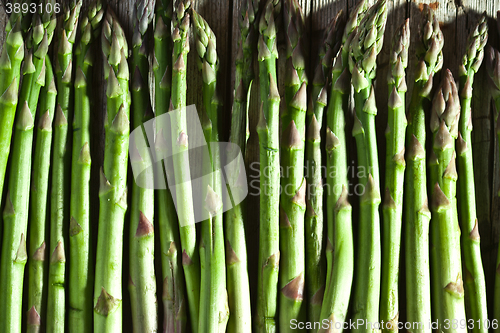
[
  {"xmin": 488, "ymin": 44, "xmax": 500, "ymax": 331},
  {"xmin": 193, "ymin": 9, "xmax": 229, "ymax": 333},
  {"xmin": 380, "ymin": 19, "xmax": 409, "ymax": 332},
  {"xmin": 0, "ymin": 7, "xmax": 54, "ymax": 332},
  {"xmin": 48, "ymin": 2, "xmax": 82, "ymax": 331},
  {"xmin": 404, "ymin": 6, "xmax": 442, "ymax": 332},
  {"xmin": 279, "ymin": 1, "xmax": 308, "ymax": 330},
  {"xmin": 429, "ymin": 70, "xmax": 466, "ymax": 332},
  {"xmin": 69, "ymin": 3, "xmax": 103, "ymax": 332},
  {"xmin": 27, "ymin": 54, "xmax": 56, "ymax": 333},
  {"xmin": 319, "ymin": 3, "xmax": 366, "ymax": 330},
  {"xmin": 348, "ymin": 1, "xmax": 387, "ymax": 330},
  {"xmin": 170, "ymin": 1, "xmax": 201, "ymax": 331},
  {"xmin": 154, "ymin": 1, "xmax": 188, "ymax": 331},
  {"xmin": 0, "ymin": 6, "xmax": 24, "ymax": 247},
  {"xmin": 128, "ymin": 0, "xmax": 158, "ymax": 332},
  {"xmin": 456, "ymin": 14, "xmax": 488, "ymax": 333},
  {"xmin": 93, "ymin": 8, "xmax": 130, "ymax": 332},
  {"xmin": 255, "ymin": 0, "xmax": 281, "ymax": 331},
  {"xmin": 225, "ymin": 0, "xmax": 257, "ymax": 331},
  {"xmin": 305, "ymin": 11, "xmax": 344, "ymax": 325}
]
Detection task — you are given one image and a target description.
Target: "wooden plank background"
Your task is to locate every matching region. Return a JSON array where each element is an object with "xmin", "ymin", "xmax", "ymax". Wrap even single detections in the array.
[{"xmin": 1, "ymin": 0, "xmax": 500, "ymax": 329}]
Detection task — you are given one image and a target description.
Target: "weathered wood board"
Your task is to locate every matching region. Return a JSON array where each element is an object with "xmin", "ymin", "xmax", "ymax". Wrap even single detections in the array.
[{"xmin": 0, "ymin": 0, "xmax": 499, "ymax": 329}]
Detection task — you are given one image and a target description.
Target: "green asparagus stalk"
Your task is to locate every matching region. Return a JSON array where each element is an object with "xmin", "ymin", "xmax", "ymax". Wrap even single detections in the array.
[
  {"xmin": 348, "ymin": 1, "xmax": 387, "ymax": 330},
  {"xmin": 153, "ymin": 1, "xmax": 188, "ymax": 332},
  {"xmin": 27, "ymin": 54, "xmax": 56, "ymax": 333},
  {"xmin": 93, "ymin": 9, "xmax": 130, "ymax": 332},
  {"xmin": 318, "ymin": 4, "xmax": 366, "ymax": 330},
  {"xmin": 0, "ymin": 23, "xmax": 49, "ymax": 333},
  {"xmin": 487, "ymin": 45, "xmax": 500, "ymax": 329},
  {"xmin": 0, "ymin": 5, "xmax": 56, "ymax": 331},
  {"xmin": 225, "ymin": 1, "xmax": 257, "ymax": 330},
  {"xmin": 256, "ymin": 1, "xmax": 281, "ymax": 331},
  {"xmin": 304, "ymin": 11, "xmax": 344, "ymax": 325},
  {"xmin": 169, "ymin": 1, "xmax": 201, "ymax": 332},
  {"xmin": 193, "ymin": 10, "xmax": 229, "ymax": 332},
  {"xmin": 68, "ymin": 2, "xmax": 103, "ymax": 332},
  {"xmin": 456, "ymin": 14, "xmax": 488, "ymax": 332},
  {"xmin": 279, "ymin": 1, "xmax": 308, "ymax": 329},
  {"xmin": 25, "ymin": 6, "xmax": 57, "ymax": 329},
  {"xmin": 128, "ymin": 1, "xmax": 158, "ymax": 332},
  {"xmin": 429, "ymin": 70, "xmax": 466, "ymax": 331},
  {"xmin": 48, "ymin": 2, "xmax": 82, "ymax": 331},
  {"xmin": 0, "ymin": 8, "xmax": 24, "ymax": 245},
  {"xmin": 404, "ymin": 6, "xmax": 443, "ymax": 331},
  {"xmin": 380, "ymin": 20, "xmax": 409, "ymax": 332}
]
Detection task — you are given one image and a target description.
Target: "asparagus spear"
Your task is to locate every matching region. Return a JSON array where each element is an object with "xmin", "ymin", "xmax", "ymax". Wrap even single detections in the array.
[
  {"xmin": 169, "ymin": 1, "xmax": 201, "ymax": 332},
  {"xmin": 279, "ymin": 1, "xmax": 308, "ymax": 329},
  {"xmin": 47, "ymin": 2, "xmax": 82, "ymax": 331},
  {"xmin": 27, "ymin": 54, "xmax": 56, "ymax": 333},
  {"xmin": 128, "ymin": 1, "xmax": 158, "ymax": 332},
  {"xmin": 487, "ymin": 45, "xmax": 500, "ymax": 328},
  {"xmin": 305, "ymin": 11, "xmax": 344, "ymax": 325},
  {"xmin": 93, "ymin": 9, "xmax": 130, "ymax": 332},
  {"xmin": 429, "ymin": 70, "xmax": 466, "ymax": 332},
  {"xmin": 0, "ymin": 6, "xmax": 24, "ymax": 245},
  {"xmin": 225, "ymin": 0, "xmax": 257, "ymax": 331},
  {"xmin": 68, "ymin": 2, "xmax": 103, "ymax": 332},
  {"xmin": 380, "ymin": 20, "xmax": 409, "ymax": 332},
  {"xmin": 456, "ymin": 15, "xmax": 488, "ymax": 332},
  {"xmin": 404, "ymin": 6, "xmax": 443, "ymax": 332},
  {"xmin": 153, "ymin": 1, "xmax": 188, "ymax": 331},
  {"xmin": 0, "ymin": 12, "xmax": 53, "ymax": 333},
  {"xmin": 193, "ymin": 10, "xmax": 230, "ymax": 332},
  {"xmin": 256, "ymin": 1, "xmax": 281, "ymax": 331},
  {"xmin": 319, "ymin": 4, "xmax": 366, "ymax": 331},
  {"xmin": 348, "ymin": 1, "xmax": 387, "ymax": 330}
]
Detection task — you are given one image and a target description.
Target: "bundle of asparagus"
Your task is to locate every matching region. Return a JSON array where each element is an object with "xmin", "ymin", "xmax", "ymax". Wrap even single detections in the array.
[{"xmin": 0, "ymin": 2, "xmax": 496, "ymax": 333}]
